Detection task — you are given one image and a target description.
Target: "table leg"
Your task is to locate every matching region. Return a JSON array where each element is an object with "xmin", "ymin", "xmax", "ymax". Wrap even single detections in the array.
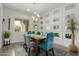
[{"xmin": 34, "ymin": 39, "xmax": 39, "ymax": 55}]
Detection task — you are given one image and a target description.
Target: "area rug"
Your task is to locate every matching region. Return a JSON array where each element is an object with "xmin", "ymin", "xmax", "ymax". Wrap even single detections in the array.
[{"xmin": 31, "ymin": 48, "xmax": 67, "ymax": 56}]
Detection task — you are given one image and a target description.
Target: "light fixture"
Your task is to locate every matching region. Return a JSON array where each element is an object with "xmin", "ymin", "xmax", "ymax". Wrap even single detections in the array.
[
  {"xmin": 35, "ymin": 18, "xmax": 38, "ymax": 22},
  {"xmin": 32, "ymin": 16, "xmax": 35, "ymax": 20},
  {"xmin": 37, "ymin": 14, "xmax": 40, "ymax": 17},
  {"xmin": 32, "ymin": 16, "xmax": 38, "ymax": 22}
]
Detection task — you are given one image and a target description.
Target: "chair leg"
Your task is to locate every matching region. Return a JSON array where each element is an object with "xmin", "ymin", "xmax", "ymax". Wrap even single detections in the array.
[
  {"xmin": 23, "ymin": 44, "xmax": 27, "ymax": 52},
  {"xmin": 36, "ymin": 52, "xmax": 38, "ymax": 56},
  {"xmin": 51, "ymin": 48, "xmax": 55, "ymax": 56},
  {"xmin": 38, "ymin": 47, "xmax": 40, "ymax": 53},
  {"xmin": 25, "ymin": 47, "xmax": 27, "ymax": 52},
  {"xmin": 46, "ymin": 51, "xmax": 48, "ymax": 56},
  {"xmin": 28, "ymin": 48, "xmax": 30, "ymax": 56}
]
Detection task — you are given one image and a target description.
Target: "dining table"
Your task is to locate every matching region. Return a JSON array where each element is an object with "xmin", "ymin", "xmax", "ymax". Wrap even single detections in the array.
[{"xmin": 30, "ymin": 34, "xmax": 46, "ymax": 55}]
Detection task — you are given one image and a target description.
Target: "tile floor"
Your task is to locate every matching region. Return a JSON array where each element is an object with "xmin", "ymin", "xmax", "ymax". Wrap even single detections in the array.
[{"xmin": 0, "ymin": 42, "xmax": 79, "ymax": 56}]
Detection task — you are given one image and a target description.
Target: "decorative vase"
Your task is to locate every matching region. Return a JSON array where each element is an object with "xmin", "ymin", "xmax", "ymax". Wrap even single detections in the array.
[
  {"xmin": 4, "ymin": 38, "xmax": 10, "ymax": 46},
  {"xmin": 69, "ymin": 44, "xmax": 78, "ymax": 53}
]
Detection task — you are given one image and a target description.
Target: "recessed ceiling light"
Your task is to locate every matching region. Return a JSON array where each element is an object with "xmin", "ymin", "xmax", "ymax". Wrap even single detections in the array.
[{"xmin": 26, "ymin": 9, "xmax": 30, "ymax": 12}]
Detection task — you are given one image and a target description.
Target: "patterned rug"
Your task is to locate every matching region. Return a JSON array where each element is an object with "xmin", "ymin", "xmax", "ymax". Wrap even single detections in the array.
[
  {"xmin": 0, "ymin": 42, "xmax": 67, "ymax": 56},
  {"xmin": 54, "ymin": 48, "xmax": 67, "ymax": 56},
  {"xmin": 30, "ymin": 48, "xmax": 67, "ymax": 56}
]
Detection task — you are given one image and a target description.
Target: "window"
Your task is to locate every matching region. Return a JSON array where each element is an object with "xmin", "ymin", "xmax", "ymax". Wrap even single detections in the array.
[{"xmin": 14, "ymin": 18, "xmax": 29, "ymax": 32}]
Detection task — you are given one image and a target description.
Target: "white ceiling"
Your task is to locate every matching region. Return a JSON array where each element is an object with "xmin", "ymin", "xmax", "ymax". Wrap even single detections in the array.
[{"xmin": 3, "ymin": 3, "xmax": 65, "ymax": 16}]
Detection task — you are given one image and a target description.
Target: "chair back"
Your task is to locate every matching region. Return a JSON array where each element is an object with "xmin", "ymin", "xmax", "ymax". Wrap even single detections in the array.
[
  {"xmin": 45, "ymin": 32, "xmax": 54, "ymax": 50},
  {"xmin": 27, "ymin": 31, "xmax": 31, "ymax": 34},
  {"xmin": 32, "ymin": 31, "xmax": 35, "ymax": 34},
  {"xmin": 36, "ymin": 31, "xmax": 41, "ymax": 35},
  {"xmin": 24, "ymin": 34, "xmax": 30, "ymax": 47}
]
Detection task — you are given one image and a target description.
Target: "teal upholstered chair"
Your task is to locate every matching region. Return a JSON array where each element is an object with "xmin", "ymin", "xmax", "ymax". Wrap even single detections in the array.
[
  {"xmin": 27, "ymin": 31, "xmax": 31, "ymax": 34},
  {"xmin": 38, "ymin": 32, "xmax": 55, "ymax": 56}
]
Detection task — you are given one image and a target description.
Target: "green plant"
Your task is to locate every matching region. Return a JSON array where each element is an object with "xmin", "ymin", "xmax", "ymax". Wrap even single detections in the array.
[
  {"xmin": 66, "ymin": 15, "xmax": 78, "ymax": 52},
  {"xmin": 3, "ymin": 32, "xmax": 11, "ymax": 39},
  {"xmin": 67, "ymin": 15, "xmax": 78, "ymax": 44}
]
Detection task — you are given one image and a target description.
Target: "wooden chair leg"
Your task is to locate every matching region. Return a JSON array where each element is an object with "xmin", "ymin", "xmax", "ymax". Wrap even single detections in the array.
[
  {"xmin": 46, "ymin": 51, "xmax": 48, "ymax": 56},
  {"xmin": 51, "ymin": 48, "xmax": 55, "ymax": 56}
]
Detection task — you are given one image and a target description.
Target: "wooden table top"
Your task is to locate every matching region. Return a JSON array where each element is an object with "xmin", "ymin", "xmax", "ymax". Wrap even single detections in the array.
[{"xmin": 30, "ymin": 34, "xmax": 45, "ymax": 40}]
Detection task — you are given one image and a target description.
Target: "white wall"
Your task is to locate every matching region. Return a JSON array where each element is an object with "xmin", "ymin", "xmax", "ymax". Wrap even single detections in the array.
[
  {"xmin": 0, "ymin": 4, "xmax": 3, "ymax": 48},
  {"xmin": 3, "ymin": 7, "xmax": 32, "ymax": 43},
  {"xmin": 38, "ymin": 3, "xmax": 79, "ymax": 48},
  {"xmin": 2, "ymin": 3, "xmax": 79, "ymax": 48}
]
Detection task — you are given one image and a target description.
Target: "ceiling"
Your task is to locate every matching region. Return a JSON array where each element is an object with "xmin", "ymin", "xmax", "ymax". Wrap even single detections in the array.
[{"xmin": 3, "ymin": 3, "xmax": 65, "ymax": 16}]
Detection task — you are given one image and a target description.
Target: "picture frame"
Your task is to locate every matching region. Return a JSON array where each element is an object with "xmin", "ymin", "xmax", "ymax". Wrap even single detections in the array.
[
  {"xmin": 65, "ymin": 34, "xmax": 72, "ymax": 39},
  {"xmin": 54, "ymin": 33, "xmax": 59, "ymax": 37}
]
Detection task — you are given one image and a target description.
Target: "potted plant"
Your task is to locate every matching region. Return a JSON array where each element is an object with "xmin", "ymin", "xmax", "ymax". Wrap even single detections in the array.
[
  {"xmin": 66, "ymin": 15, "xmax": 78, "ymax": 53},
  {"xmin": 3, "ymin": 31, "xmax": 11, "ymax": 45}
]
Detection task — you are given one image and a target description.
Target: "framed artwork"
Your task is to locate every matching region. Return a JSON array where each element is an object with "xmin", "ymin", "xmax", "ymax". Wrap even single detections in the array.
[
  {"xmin": 54, "ymin": 33, "xmax": 59, "ymax": 37},
  {"xmin": 45, "ymin": 13, "xmax": 49, "ymax": 18},
  {"xmin": 65, "ymin": 4, "xmax": 75, "ymax": 10},
  {"xmin": 2, "ymin": 18, "xmax": 5, "ymax": 24},
  {"xmin": 34, "ymin": 24, "xmax": 37, "ymax": 29},
  {"xmin": 53, "ymin": 26, "xmax": 56, "ymax": 29},
  {"xmin": 3, "ymin": 18, "xmax": 5, "ymax": 22},
  {"xmin": 65, "ymin": 34, "xmax": 72, "ymax": 39},
  {"xmin": 53, "ymin": 25, "xmax": 59, "ymax": 29},
  {"xmin": 40, "ymin": 21, "xmax": 43, "ymax": 24},
  {"xmin": 66, "ymin": 14, "xmax": 75, "ymax": 19},
  {"xmin": 53, "ymin": 9, "xmax": 59, "ymax": 14},
  {"xmin": 40, "ymin": 27, "xmax": 43, "ymax": 29},
  {"xmin": 8, "ymin": 18, "xmax": 10, "ymax": 30},
  {"xmin": 53, "ymin": 18, "xmax": 59, "ymax": 22},
  {"xmin": 45, "ymin": 20, "xmax": 49, "ymax": 23}
]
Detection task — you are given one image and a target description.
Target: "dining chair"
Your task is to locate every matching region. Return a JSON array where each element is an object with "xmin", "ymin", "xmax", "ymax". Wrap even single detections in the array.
[
  {"xmin": 32, "ymin": 31, "xmax": 35, "ymax": 34},
  {"xmin": 38, "ymin": 32, "xmax": 55, "ymax": 56},
  {"xmin": 27, "ymin": 31, "xmax": 31, "ymax": 34},
  {"xmin": 36, "ymin": 31, "xmax": 41, "ymax": 35},
  {"xmin": 23, "ymin": 34, "xmax": 34, "ymax": 56}
]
